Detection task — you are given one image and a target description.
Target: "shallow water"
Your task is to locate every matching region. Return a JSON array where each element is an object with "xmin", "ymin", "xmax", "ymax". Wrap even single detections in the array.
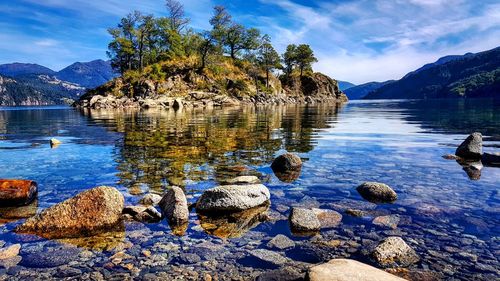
[{"xmin": 0, "ymin": 100, "xmax": 499, "ymax": 280}]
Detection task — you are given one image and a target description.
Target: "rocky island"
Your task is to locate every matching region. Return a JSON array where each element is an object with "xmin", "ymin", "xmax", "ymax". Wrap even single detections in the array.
[{"xmin": 75, "ymin": 5, "xmax": 346, "ymax": 109}]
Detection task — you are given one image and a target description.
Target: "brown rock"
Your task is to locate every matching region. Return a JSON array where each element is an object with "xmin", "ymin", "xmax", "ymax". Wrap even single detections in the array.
[
  {"xmin": 372, "ymin": 215, "xmax": 400, "ymax": 229},
  {"xmin": 356, "ymin": 182, "xmax": 397, "ymax": 203},
  {"xmin": 271, "ymin": 153, "xmax": 302, "ymax": 173},
  {"xmin": 0, "ymin": 244, "xmax": 21, "ymax": 260},
  {"xmin": 0, "ymin": 179, "xmax": 37, "ymax": 206},
  {"xmin": 159, "ymin": 186, "xmax": 189, "ymax": 224},
  {"xmin": 289, "ymin": 207, "xmax": 321, "ymax": 234},
  {"xmin": 15, "ymin": 186, "xmax": 124, "ymax": 239},
  {"xmin": 307, "ymin": 259, "xmax": 406, "ymax": 281},
  {"xmin": 312, "ymin": 208, "xmax": 342, "ymax": 228}
]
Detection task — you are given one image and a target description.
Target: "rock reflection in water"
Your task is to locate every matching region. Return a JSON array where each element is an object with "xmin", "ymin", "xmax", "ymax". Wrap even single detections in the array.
[
  {"xmin": 273, "ymin": 169, "xmax": 302, "ymax": 183},
  {"xmin": 0, "ymin": 200, "xmax": 37, "ymax": 225},
  {"xmin": 79, "ymin": 105, "xmax": 341, "ymax": 193},
  {"xmin": 198, "ymin": 203, "xmax": 270, "ymax": 238},
  {"xmin": 56, "ymin": 222, "xmax": 125, "ymax": 251}
]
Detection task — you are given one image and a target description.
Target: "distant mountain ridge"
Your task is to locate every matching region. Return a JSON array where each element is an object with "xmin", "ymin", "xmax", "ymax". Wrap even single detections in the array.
[
  {"xmin": 344, "ymin": 80, "xmax": 395, "ymax": 100},
  {"xmin": 365, "ymin": 47, "xmax": 500, "ymax": 99},
  {"xmin": 337, "ymin": 80, "xmax": 356, "ymax": 91},
  {"xmin": 0, "ymin": 60, "xmax": 117, "ymax": 106}
]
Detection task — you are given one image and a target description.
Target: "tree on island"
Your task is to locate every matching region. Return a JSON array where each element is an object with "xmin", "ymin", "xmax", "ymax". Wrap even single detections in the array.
[{"xmin": 105, "ymin": 0, "xmax": 320, "ymax": 94}]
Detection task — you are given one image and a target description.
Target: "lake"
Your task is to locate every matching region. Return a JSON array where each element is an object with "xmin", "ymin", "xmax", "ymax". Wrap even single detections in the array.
[{"xmin": 0, "ymin": 99, "xmax": 499, "ymax": 280}]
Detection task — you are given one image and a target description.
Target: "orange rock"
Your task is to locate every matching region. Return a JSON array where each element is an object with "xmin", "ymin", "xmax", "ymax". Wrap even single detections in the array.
[{"xmin": 0, "ymin": 180, "xmax": 38, "ymax": 206}]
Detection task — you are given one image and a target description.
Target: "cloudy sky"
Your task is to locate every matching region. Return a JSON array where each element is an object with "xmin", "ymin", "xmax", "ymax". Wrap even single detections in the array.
[{"xmin": 1, "ymin": 0, "xmax": 499, "ymax": 84}]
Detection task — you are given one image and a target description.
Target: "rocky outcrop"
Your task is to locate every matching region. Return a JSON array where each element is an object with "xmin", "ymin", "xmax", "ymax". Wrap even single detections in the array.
[
  {"xmin": 15, "ymin": 186, "xmax": 124, "ymax": 239},
  {"xmin": 196, "ymin": 184, "xmax": 270, "ymax": 213},
  {"xmin": 456, "ymin": 132, "xmax": 482, "ymax": 159},
  {"xmin": 159, "ymin": 186, "xmax": 189, "ymax": 224},
  {"xmin": 356, "ymin": 182, "xmax": 397, "ymax": 203},
  {"xmin": 371, "ymin": 237, "xmax": 420, "ymax": 268},
  {"xmin": 307, "ymin": 259, "xmax": 406, "ymax": 281},
  {"xmin": 0, "ymin": 179, "xmax": 37, "ymax": 207},
  {"xmin": 289, "ymin": 207, "xmax": 321, "ymax": 233}
]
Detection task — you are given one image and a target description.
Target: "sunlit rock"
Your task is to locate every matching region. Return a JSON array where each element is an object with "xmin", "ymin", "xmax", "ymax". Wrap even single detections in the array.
[
  {"xmin": 455, "ymin": 132, "xmax": 482, "ymax": 159},
  {"xmin": 371, "ymin": 237, "xmax": 420, "ymax": 268},
  {"xmin": 49, "ymin": 138, "xmax": 61, "ymax": 148},
  {"xmin": 15, "ymin": 186, "xmax": 124, "ymax": 239},
  {"xmin": 308, "ymin": 259, "xmax": 406, "ymax": 281},
  {"xmin": 0, "ymin": 179, "xmax": 38, "ymax": 207},
  {"xmin": 196, "ymin": 184, "xmax": 270, "ymax": 212},
  {"xmin": 159, "ymin": 186, "xmax": 189, "ymax": 224}
]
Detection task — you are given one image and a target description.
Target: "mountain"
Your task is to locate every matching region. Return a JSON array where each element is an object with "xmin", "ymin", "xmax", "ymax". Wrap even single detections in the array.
[
  {"xmin": 57, "ymin": 60, "xmax": 117, "ymax": 89},
  {"xmin": 0, "ymin": 59, "xmax": 117, "ymax": 106},
  {"xmin": 344, "ymin": 80, "xmax": 394, "ymax": 100},
  {"xmin": 337, "ymin": 80, "xmax": 356, "ymax": 91},
  {"xmin": 0, "ymin": 74, "xmax": 82, "ymax": 106},
  {"xmin": 365, "ymin": 47, "xmax": 500, "ymax": 99},
  {"xmin": 0, "ymin": 63, "xmax": 55, "ymax": 77}
]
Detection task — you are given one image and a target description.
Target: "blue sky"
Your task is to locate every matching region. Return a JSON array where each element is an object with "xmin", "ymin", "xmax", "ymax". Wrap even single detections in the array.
[{"xmin": 1, "ymin": 0, "xmax": 499, "ymax": 84}]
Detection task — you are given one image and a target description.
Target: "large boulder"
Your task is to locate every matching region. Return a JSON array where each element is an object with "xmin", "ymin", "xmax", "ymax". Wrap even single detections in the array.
[
  {"xmin": 271, "ymin": 153, "xmax": 302, "ymax": 173},
  {"xmin": 371, "ymin": 237, "xmax": 420, "ymax": 268},
  {"xmin": 159, "ymin": 186, "xmax": 189, "ymax": 224},
  {"xmin": 196, "ymin": 184, "xmax": 270, "ymax": 212},
  {"xmin": 15, "ymin": 186, "xmax": 124, "ymax": 239},
  {"xmin": 356, "ymin": 182, "xmax": 397, "ymax": 203},
  {"xmin": 455, "ymin": 132, "xmax": 482, "ymax": 159},
  {"xmin": 307, "ymin": 259, "xmax": 406, "ymax": 281},
  {"xmin": 289, "ymin": 207, "xmax": 321, "ymax": 233},
  {"xmin": 0, "ymin": 179, "xmax": 37, "ymax": 207}
]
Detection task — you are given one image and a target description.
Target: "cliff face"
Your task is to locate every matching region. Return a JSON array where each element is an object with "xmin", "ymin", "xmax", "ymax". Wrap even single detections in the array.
[{"xmin": 76, "ymin": 58, "xmax": 347, "ymax": 109}]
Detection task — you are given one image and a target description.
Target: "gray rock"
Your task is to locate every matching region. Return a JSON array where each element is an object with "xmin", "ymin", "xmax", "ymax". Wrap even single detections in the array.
[
  {"xmin": 249, "ymin": 249, "xmax": 288, "ymax": 266},
  {"xmin": 308, "ymin": 259, "xmax": 406, "ymax": 281},
  {"xmin": 267, "ymin": 234, "xmax": 296, "ymax": 250},
  {"xmin": 140, "ymin": 193, "xmax": 163, "ymax": 206},
  {"xmin": 196, "ymin": 184, "xmax": 270, "ymax": 212},
  {"xmin": 356, "ymin": 182, "xmax": 397, "ymax": 203},
  {"xmin": 15, "ymin": 186, "xmax": 124, "ymax": 239},
  {"xmin": 220, "ymin": 176, "xmax": 260, "ymax": 185},
  {"xmin": 456, "ymin": 132, "xmax": 482, "ymax": 159},
  {"xmin": 289, "ymin": 208, "xmax": 321, "ymax": 233},
  {"xmin": 159, "ymin": 186, "xmax": 189, "ymax": 224},
  {"xmin": 271, "ymin": 153, "xmax": 302, "ymax": 173},
  {"xmin": 371, "ymin": 237, "xmax": 420, "ymax": 268},
  {"xmin": 124, "ymin": 206, "xmax": 162, "ymax": 223}
]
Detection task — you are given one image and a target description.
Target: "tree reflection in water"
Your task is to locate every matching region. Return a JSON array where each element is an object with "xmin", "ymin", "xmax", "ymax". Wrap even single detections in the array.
[{"xmin": 79, "ymin": 104, "xmax": 342, "ymax": 195}]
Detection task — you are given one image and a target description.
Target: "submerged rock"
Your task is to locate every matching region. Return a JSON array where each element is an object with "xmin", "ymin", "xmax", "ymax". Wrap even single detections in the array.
[
  {"xmin": 0, "ymin": 179, "xmax": 38, "ymax": 207},
  {"xmin": 289, "ymin": 207, "xmax": 321, "ymax": 234},
  {"xmin": 307, "ymin": 259, "xmax": 406, "ymax": 281},
  {"xmin": 356, "ymin": 182, "xmax": 397, "ymax": 203},
  {"xmin": 267, "ymin": 234, "xmax": 296, "ymax": 250},
  {"xmin": 159, "ymin": 186, "xmax": 189, "ymax": 224},
  {"xmin": 15, "ymin": 186, "xmax": 124, "ymax": 239},
  {"xmin": 196, "ymin": 184, "xmax": 270, "ymax": 212},
  {"xmin": 198, "ymin": 204, "xmax": 269, "ymax": 238},
  {"xmin": 249, "ymin": 249, "xmax": 288, "ymax": 266},
  {"xmin": 455, "ymin": 132, "xmax": 482, "ymax": 159},
  {"xmin": 271, "ymin": 153, "xmax": 302, "ymax": 173},
  {"xmin": 312, "ymin": 208, "xmax": 342, "ymax": 228},
  {"xmin": 371, "ymin": 237, "xmax": 420, "ymax": 268},
  {"xmin": 372, "ymin": 215, "xmax": 400, "ymax": 229}
]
